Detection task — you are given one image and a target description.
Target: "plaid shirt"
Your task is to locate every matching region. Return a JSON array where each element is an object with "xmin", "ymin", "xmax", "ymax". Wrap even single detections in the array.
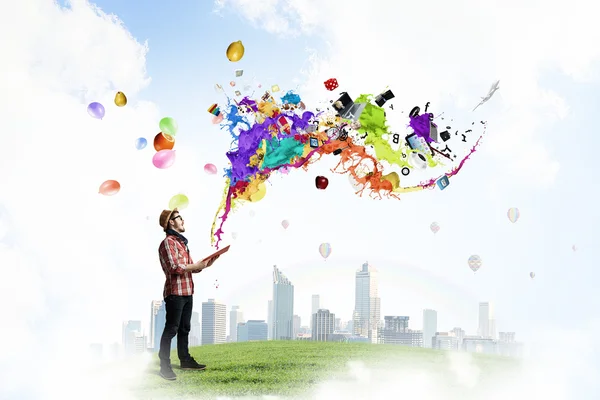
[{"xmin": 158, "ymin": 234, "xmax": 202, "ymax": 298}]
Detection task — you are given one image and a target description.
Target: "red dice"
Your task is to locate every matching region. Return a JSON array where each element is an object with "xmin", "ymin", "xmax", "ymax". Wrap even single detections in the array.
[{"xmin": 324, "ymin": 78, "xmax": 339, "ymax": 91}]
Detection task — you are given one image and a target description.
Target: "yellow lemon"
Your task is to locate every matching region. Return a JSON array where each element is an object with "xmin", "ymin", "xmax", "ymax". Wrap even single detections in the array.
[{"xmin": 226, "ymin": 41, "xmax": 245, "ymax": 62}]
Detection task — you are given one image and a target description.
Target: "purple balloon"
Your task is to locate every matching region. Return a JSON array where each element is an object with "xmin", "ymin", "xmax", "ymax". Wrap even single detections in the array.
[{"xmin": 87, "ymin": 102, "xmax": 105, "ymax": 120}]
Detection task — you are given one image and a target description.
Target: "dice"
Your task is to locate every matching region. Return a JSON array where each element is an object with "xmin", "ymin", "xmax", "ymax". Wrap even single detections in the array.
[{"xmin": 324, "ymin": 78, "xmax": 339, "ymax": 91}]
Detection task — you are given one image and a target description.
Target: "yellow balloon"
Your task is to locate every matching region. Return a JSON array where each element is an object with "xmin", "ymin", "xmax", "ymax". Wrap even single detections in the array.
[
  {"xmin": 382, "ymin": 172, "xmax": 400, "ymax": 190},
  {"xmin": 114, "ymin": 91, "xmax": 127, "ymax": 107},
  {"xmin": 226, "ymin": 41, "xmax": 245, "ymax": 62},
  {"xmin": 169, "ymin": 194, "xmax": 189, "ymax": 210},
  {"xmin": 249, "ymin": 182, "xmax": 266, "ymax": 202}
]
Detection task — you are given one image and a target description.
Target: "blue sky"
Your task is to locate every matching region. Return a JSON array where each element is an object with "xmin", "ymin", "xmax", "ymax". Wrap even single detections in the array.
[{"xmin": 1, "ymin": 3, "xmax": 600, "ymax": 391}]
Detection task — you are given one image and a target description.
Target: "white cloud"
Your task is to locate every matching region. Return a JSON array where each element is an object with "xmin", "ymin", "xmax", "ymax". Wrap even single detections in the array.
[{"xmin": 216, "ymin": 0, "xmax": 600, "ymax": 187}]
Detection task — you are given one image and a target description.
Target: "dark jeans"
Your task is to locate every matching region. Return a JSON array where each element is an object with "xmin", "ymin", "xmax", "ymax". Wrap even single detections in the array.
[{"xmin": 158, "ymin": 295, "xmax": 193, "ymax": 365}]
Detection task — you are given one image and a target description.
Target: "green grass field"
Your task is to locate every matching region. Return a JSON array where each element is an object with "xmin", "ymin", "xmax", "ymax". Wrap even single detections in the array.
[{"xmin": 134, "ymin": 341, "xmax": 519, "ymax": 399}]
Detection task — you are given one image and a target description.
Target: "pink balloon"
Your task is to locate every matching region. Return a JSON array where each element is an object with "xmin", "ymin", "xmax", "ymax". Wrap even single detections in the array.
[
  {"xmin": 152, "ymin": 150, "xmax": 176, "ymax": 169},
  {"xmin": 204, "ymin": 163, "xmax": 218, "ymax": 175}
]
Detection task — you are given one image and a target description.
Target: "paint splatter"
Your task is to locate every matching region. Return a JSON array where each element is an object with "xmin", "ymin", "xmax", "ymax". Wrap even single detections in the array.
[{"xmin": 209, "ymin": 86, "xmax": 488, "ymax": 248}]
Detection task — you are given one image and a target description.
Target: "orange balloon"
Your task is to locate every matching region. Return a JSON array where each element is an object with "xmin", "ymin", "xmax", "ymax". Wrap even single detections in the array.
[
  {"xmin": 99, "ymin": 180, "xmax": 120, "ymax": 196},
  {"xmin": 153, "ymin": 132, "xmax": 175, "ymax": 151}
]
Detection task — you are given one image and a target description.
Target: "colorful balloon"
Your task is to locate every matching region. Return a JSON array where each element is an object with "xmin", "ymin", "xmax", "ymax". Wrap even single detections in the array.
[
  {"xmin": 154, "ymin": 132, "xmax": 175, "ymax": 151},
  {"xmin": 530, "ymin": 272, "xmax": 535, "ymax": 279},
  {"xmin": 282, "ymin": 220, "xmax": 289, "ymax": 229},
  {"xmin": 99, "ymin": 180, "xmax": 120, "ymax": 196},
  {"xmin": 169, "ymin": 194, "xmax": 189, "ymax": 210},
  {"xmin": 226, "ymin": 40, "xmax": 245, "ymax": 62},
  {"xmin": 135, "ymin": 137, "xmax": 147, "ymax": 150},
  {"xmin": 152, "ymin": 149, "xmax": 176, "ymax": 169},
  {"xmin": 159, "ymin": 117, "xmax": 178, "ymax": 136},
  {"xmin": 114, "ymin": 91, "xmax": 127, "ymax": 107},
  {"xmin": 430, "ymin": 222, "xmax": 440, "ymax": 234},
  {"xmin": 87, "ymin": 102, "xmax": 105, "ymax": 119},
  {"xmin": 468, "ymin": 255, "xmax": 482, "ymax": 272},
  {"xmin": 319, "ymin": 243, "xmax": 332, "ymax": 260},
  {"xmin": 507, "ymin": 207, "xmax": 520, "ymax": 223},
  {"xmin": 204, "ymin": 163, "xmax": 218, "ymax": 175}
]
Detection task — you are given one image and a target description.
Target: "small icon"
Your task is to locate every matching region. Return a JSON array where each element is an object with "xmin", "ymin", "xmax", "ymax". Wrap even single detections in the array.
[
  {"xmin": 309, "ymin": 137, "xmax": 319, "ymax": 148},
  {"xmin": 401, "ymin": 167, "xmax": 410, "ymax": 176},
  {"xmin": 436, "ymin": 176, "xmax": 450, "ymax": 190}
]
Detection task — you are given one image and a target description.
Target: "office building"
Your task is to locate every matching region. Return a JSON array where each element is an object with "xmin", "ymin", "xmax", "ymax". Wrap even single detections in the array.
[
  {"xmin": 451, "ymin": 327, "xmax": 465, "ymax": 347},
  {"xmin": 122, "ymin": 320, "xmax": 142, "ymax": 354},
  {"xmin": 149, "ymin": 300, "xmax": 162, "ymax": 350},
  {"xmin": 335, "ymin": 318, "xmax": 341, "ymax": 331},
  {"xmin": 202, "ymin": 299, "xmax": 227, "ymax": 345},
  {"xmin": 272, "ymin": 265, "xmax": 294, "ymax": 340},
  {"xmin": 267, "ymin": 300, "xmax": 273, "ymax": 340},
  {"xmin": 230, "ymin": 306, "xmax": 244, "ymax": 342},
  {"xmin": 190, "ymin": 311, "xmax": 201, "ymax": 346},
  {"xmin": 462, "ymin": 336, "xmax": 498, "ymax": 355},
  {"xmin": 499, "ymin": 332, "xmax": 515, "ymax": 343},
  {"xmin": 353, "ymin": 262, "xmax": 381, "ymax": 341},
  {"xmin": 152, "ymin": 301, "xmax": 176, "ymax": 352},
  {"xmin": 422, "ymin": 309, "xmax": 438, "ymax": 348},
  {"xmin": 478, "ymin": 302, "xmax": 496, "ymax": 339},
  {"xmin": 311, "ymin": 295, "xmax": 320, "ymax": 329},
  {"xmin": 237, "ymin": 320, "xmax": 268, "ymax": 342},
  {"xmin": 433, "ymin": 332, "xmax": 460, "ymax": 350},
  {"xmin": 380, "ymin": 316, "xmax": 423, "ymax": 347},
  {"xmin": 498, "ymin": 332, "xmax": 523, "ymax": 357},
  {"xmin": 312, "ymin": 309, "xmax": 336, "ymax": 341},
  {"xmin": 293, "ymin": 315, "xmax": 301, "ymax": 338}
]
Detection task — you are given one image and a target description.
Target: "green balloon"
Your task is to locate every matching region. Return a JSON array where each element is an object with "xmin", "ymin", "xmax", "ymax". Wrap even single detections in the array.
[{"xmin": 159, "ymin": 117, "xmax": 178, "ymax": 136}]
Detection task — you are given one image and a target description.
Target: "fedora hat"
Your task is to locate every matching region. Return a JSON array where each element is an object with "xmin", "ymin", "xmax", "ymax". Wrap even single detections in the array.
[{"xmin": 159, "ymin": 208, "xmax": 179, "ymax": 232}]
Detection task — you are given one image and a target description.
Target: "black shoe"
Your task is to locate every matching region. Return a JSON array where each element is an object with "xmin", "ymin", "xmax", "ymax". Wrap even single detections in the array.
[
  {"xmin": 180, "ymin": 357, "xmax": 206, "ymax": 371},
  {"xmin": 159, "ymin": 363, "xmax": 177, "ymax": 380}
]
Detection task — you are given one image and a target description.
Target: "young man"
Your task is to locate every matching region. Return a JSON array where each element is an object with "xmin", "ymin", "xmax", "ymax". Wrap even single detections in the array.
[{"xmin": 157, "ymin": 208, "xmax": 220, "ymax": 381}]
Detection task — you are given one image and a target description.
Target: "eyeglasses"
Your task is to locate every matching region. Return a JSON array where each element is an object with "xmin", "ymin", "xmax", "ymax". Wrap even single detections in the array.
[{"xmin": 171, "ymin": 215, "xmax": 183, "ymax": 222}]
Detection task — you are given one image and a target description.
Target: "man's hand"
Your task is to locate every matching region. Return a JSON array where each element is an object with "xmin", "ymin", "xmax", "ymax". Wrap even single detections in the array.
[{"xmin": 197, "ymin": 254, "xmax": 221, "ymax": 270}]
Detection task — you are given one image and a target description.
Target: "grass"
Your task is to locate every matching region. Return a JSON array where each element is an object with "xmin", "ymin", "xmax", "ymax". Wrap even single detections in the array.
[{"xmin": 134, "ymin": 341, "xmax": 519, "ymax": 399}]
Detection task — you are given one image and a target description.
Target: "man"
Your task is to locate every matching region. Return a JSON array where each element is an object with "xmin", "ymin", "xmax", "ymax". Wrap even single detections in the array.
[{"xmin": 157, "ymin": 208, "xmax": 220, "ymax": 381}]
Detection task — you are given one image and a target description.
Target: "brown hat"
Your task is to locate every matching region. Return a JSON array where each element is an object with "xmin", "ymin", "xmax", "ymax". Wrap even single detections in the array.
[{"xmin": 159, "ymin": 208, "xmax": 179, "ymax": 232}]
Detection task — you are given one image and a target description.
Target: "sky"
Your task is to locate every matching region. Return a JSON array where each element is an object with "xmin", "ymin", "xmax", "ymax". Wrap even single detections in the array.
[{"xmin": 1, "ymin": 0, "xmax": 600, "ymax": 396}]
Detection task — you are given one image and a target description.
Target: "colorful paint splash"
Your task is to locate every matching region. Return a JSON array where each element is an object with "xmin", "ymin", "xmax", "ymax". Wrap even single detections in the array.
[{"xmin": 209, "ymin": 85, "xmax": 488, "ymax": 248}]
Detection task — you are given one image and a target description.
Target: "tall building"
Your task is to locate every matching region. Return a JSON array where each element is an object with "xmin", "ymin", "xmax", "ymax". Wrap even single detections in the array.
[
  {"xmin": 202, "ymin": 299, "xmax": 227, "ymax": 345},
  {"xmin": 122, "ymin": 320, "xmax": 142, "ymax": 354},
  {"xmin": 433, "ymin": 332, "xmax": 459, "ymax": 350},
  {"xmin": 293, "ymin": 315, "xmax": 301, "ymax": 338},
  {"xmin": 353, "ymin": 262, "xmax": 381, "ymax": 340},
  {"xmin": 451, "ymin": 327, "xmax": 465, "ymax": 347},
  {"xmin": 478, "ymin": 302, "xmax": 496, "ymax": 339},
  {"xmin": 311, "ymin": 294, "xmax": 320, "ymax": 330},
  {"xmin": 422, "ymin": 309, "xmax": 438, "ymax": 348},
  {"xmin": 238, "ymin": 320, "xmax": 268, "ymax": 342},
  {"xmin": 272, "ymin": 265, "xmax": 294, "ymax": 340},
  {"xmin": 267, "ymin": 300, "xmax": 273, "ymax": 340},
  {"xmin": 152, "ymin": 301, "xmax": 176, "ymax": 352},
  {"xmin": 149, "ymin": 300, "xmax": 162, "ymax": 349},
  {"xmin": 229, "ymin": 306, "xmax": 244, "ymax": 342},
  {"xmin": 190, "ymin": 311, "xmax": 201, "ymax": 346},
  {"xmin": 380, "ymin": 316, "xmax": 423, "ymax": 347},
  {"xmin": 312, "ymin": 309, "xmax": 336, "ymax": 341}
]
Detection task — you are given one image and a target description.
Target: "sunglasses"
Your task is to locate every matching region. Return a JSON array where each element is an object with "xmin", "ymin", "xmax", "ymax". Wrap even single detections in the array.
[{"xmin": 171, "ymin": 215, "xmax": 183, "ymax": 222}]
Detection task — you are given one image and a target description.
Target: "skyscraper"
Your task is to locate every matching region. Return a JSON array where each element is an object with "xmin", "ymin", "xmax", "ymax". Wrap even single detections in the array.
[
  {"xmin": 190, "ymin": 311, "xmax": 201, "ymax": 346},
  {"xmin": 272, "ymin": 265, "xmax": 294, "ymax": 340},
  {"xmin": 152, "ymin": 301, "xmax": 176, "ymax": 352},
  {"xmin": 478, "ymin": 302, "xmax": 495, "ymax": 339},
  {"xmin": 311, "ymin": 294, "xmax": 320, "ymax": 330},
  {"xmin": 267, "ymin": 300, "xmax": 273, "ymax": 340},
  {"xmin": 422, "ymin": 309, "xmax": 438, "ymax": 348},
  {"xmin": 229, "ymin": 306, "xmax": 244, "ymax": 342},
  {"xmin": 122, "ymin": 320, "xmax": 142, "ymax": 355},
  {"xmin": 149, "ymin": 300, "xmax": 162, "ymax": 349},
  {"xmin": 293, "ymin": 315, "xmax": 301, "ymax": 339},
  {"xmin": 353, "ymin": 262, "xmax": 380, "ymax": 340},
  {"xmin": 202, "ymin": 299, "xmax": 226, "ymax": 345},
  {"xmin": 312, "ymin": 309, "xmax": 336, "ymax": 341},
  {"xmin": 238, "ymin": 320, "xmax": 268, "ymax": 342}
]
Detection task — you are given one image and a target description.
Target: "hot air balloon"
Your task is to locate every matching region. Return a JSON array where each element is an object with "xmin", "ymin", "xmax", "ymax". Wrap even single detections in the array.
[
  {"xmin": 319, "ymin": 243, "xmax": 331, "ymax": 260},
  {"xmin": 530, "ymin": 272, "xmax": 535, "ymax": 279},
  {"xmin": 430, "ymin": 222, "xmax": 440, "ymax": 234},
  {"xmin": 507, "ymin": 207, "xmax": 520, "ymax": 223},
  {"xmin": 572, "ymin": 245, "xmax": 577, "ymax": 252},
  {"xmin": 468, "ymin": 255, "xmax": 482, "ymax": 272},
  {"xmin": 281, "ymin": 220, "xmax": 289, "ymax": 229}
]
